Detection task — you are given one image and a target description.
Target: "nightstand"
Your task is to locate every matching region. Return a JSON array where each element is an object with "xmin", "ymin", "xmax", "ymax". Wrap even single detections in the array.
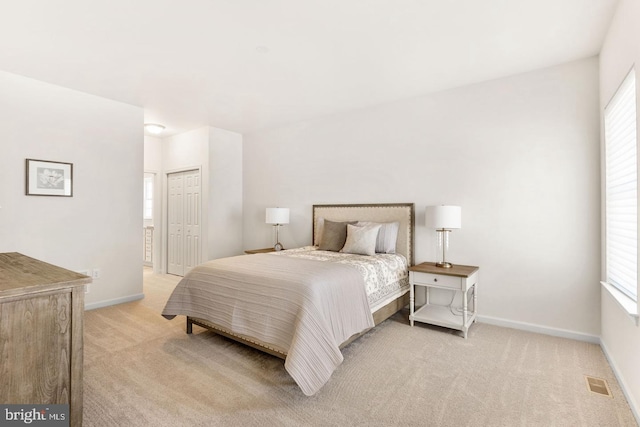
[
  {"xmin": 409, "ymin": 262, "xmax": 479, "ymax": 338},
  {"xmin": 244, "ymin": 247, "xmax": 276, "ymax": 254}
]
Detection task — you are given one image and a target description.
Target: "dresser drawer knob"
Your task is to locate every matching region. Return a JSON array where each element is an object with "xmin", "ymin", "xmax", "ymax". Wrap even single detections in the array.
[{"xmin": 433, "ymin": 277, "xmax": 438, "ymax": 282}]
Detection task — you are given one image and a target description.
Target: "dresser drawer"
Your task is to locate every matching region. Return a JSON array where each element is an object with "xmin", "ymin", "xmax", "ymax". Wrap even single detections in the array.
[{"xmin": 411, "ymin": 271, "xmax": 462, "ymax": 290}]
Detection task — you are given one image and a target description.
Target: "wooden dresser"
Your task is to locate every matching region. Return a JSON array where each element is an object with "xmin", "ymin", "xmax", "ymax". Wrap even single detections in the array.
[{"xmin": 0, "ymin": 252, "xmax": 91, "ymax": 426}]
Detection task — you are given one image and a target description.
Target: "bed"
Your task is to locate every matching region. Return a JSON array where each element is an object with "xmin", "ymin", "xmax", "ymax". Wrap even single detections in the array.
[{"xmin": 162, "ymin": 203, "xmax": 415, "ymax": 395}]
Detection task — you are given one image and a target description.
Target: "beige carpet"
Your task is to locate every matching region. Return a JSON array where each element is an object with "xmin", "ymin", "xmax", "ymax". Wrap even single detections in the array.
[{"xmin": 82, "ymin": 269, "xmax": 637, "ymax": 426}]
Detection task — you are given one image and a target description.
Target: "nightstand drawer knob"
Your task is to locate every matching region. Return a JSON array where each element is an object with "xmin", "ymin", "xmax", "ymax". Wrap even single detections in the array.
[{"xmin": 433, "ymin": 278, "xmax": 438, "ymax": 282}]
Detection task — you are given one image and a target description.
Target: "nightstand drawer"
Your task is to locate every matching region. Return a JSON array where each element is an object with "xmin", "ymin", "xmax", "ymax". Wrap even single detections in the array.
[{"xmin": 411, "ymin": 271, "xmax": 461, "ymax": 290}]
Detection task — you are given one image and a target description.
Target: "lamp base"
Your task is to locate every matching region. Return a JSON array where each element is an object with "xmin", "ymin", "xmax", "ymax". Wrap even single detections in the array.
[
  {"xmin": 274, "ymin": 242, "xmax": 284, "ymax": 251},
  {"xmin": 435, "ymin": 262, "xmax": 453, "ymax": 268}
]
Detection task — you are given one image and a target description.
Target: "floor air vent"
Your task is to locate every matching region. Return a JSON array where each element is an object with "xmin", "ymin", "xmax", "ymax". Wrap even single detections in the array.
[{"xmin": 585, "ymin": 376, "xmax": 612, "ymax": 397}]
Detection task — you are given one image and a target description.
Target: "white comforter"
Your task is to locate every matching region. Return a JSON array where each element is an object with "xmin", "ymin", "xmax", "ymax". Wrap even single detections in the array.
[
  {"xmin": 162, "ymin": 252, "xmax": 375, "ymax": 396},
  {"xmin": 272, "ymin": 246, "xmax": 409, "ymax": 311}
]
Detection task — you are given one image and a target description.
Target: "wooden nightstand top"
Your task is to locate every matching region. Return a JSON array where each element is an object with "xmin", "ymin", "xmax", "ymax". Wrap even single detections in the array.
[
  {"xmin": 244, "ymin": 247, "xmax": 276, "ymax": 254},
  {"xmin": 409, "ymin": 262, "xmax": 479, "ymax": 278}
]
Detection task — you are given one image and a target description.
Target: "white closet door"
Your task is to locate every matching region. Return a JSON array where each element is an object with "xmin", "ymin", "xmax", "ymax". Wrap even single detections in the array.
[
  {"xmin": 183, "ymin": 170, "xmax": 201, "ymax": 273},
  {"xmin": 167, "ymin": 172, "xmax": 184, "ymax": 276},
  {"xmin": 167, "ymin": 170, "xmax": 201, "ymax": 276}
]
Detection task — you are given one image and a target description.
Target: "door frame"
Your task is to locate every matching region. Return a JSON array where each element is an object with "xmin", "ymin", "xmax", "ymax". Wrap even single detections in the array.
[
  {"xmin": 162, "ymin": 166, "xmax": 203, "ymax": 275},
  {"xmin": 143, "ymin": 169, "xmax": 161, "ymax": 273}
]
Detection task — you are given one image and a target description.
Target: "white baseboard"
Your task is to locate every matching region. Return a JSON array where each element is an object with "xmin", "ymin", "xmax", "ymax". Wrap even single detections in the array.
[
  {"xmin": 476, "ymin": 314, "xmax": 600, "ymax": 344},
  {"xmin": 84, "ymin": 293, "xmax": 145, "ymax": 311},
  {"xmin": 600, "ymin": 339, "xmax": 640, "ymax": 426},
  {"xmin": 477, "ymin": 315, "xmax": 639, "ymax": 424}
]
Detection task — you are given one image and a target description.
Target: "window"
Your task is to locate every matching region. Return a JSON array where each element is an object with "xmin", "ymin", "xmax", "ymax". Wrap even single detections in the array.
[
  {"xmin": 604, "ymin": 68, "xmax": 638, "ymax": 302},
  {"xmin": 143, "ymin": 173, "xmax": 154, "ymax": 220}
]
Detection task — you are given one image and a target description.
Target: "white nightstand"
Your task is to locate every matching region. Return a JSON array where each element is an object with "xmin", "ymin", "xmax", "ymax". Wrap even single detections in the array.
[{"xmin": 409, "ymin": 262, "xmax": 479, "ymax": 338}]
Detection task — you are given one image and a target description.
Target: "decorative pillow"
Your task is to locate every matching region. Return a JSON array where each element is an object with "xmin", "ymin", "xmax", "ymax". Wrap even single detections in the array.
[
  {"xmin": 341, "ymin": 224, "xmax": 382, "ymax": 256},
  {"xmin": 318, "ymin": 220, "xmax": 356, "ymax": 251},
  {"xmin": 356, "ymin": 221, "xmax": 400, "ymax": 254}
]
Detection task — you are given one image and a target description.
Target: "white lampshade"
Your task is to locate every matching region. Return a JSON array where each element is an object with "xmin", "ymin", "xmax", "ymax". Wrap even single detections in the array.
[
  {"xmin": 425, "ymin": 205, "xmax": 461, "ymax": 230},
  {"xmin": 265, "ymin": 207, "xmax": 290, "ymax": 225}
]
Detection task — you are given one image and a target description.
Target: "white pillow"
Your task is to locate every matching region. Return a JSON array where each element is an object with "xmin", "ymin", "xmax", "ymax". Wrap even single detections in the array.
[
  {"xmin": 356, "ymin": 221, "xmax": 399, "ymax": 254},
  {"xmin": 341, "ymin": 224, "xmax": 381, "ymax": 256}
]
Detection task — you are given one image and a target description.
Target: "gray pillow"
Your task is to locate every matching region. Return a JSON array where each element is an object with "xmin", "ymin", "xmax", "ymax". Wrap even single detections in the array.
[
  {"xmin": 341, "ymin": 224, "xmax": 382, "ymax": 256},
  {"xmin": 318, "ymin": 220, "xmax": 356, "ymax": 251},
  {"xmin": 356, "ymin": 221, "xmax": 400, "ymax": 254}
]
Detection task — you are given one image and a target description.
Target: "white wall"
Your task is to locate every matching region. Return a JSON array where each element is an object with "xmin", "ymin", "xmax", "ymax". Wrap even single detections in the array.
[
  {"xmin": 163, "ymin": 127, "xmax": 209, "ymax": 172},
  {"xmin": 0, "ymin": 70, "xmax": 144, "ymax": 308},
  {"xmin": 160, "ymin": 126, "xmax": 243, "ymax": 270},
  {"xmin": 162, "ymin": 127, "xmax": 210, "ymax": 272},
  {"xmin": 599, "ymin": 0, "xmax": 640, "ymax": 419},
  {"xmin": 144, "ymin": 135, "xmax": 163, "ymax": 272},
  {"xmin": 144, "ymin": 135, "xmax": 163, "ymax": 171},
  {"xmin": 208, "ymin": 127, "xmax": 243, "ymax": 259},
  {"xmin": 243, "ymin": 57, "xmax": 601, "ymax": 338}
]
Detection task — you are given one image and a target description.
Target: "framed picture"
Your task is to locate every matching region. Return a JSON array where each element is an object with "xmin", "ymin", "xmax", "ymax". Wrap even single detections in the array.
[{"xmin": 25, "ymin": 159, "xmax": 73, "ymax": 197}]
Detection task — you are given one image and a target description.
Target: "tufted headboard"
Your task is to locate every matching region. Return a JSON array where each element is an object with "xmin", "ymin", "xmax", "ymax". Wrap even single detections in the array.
[{"xmin": 312, "ymin": 203, "xmax": 415, "ymax": 266}]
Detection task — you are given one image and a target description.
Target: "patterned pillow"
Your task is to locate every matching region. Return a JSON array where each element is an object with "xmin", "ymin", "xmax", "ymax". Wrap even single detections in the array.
[
  {"xmin": 356, "ymin": 221, "xmax": 399, "ymax": 254},
  {"xmin": 318, "ymin": 220, "xmax": 356, "ymax": 251},
  {"xmin": 341, "ymin": 224, "xmax": 382, "ymax": 256}
]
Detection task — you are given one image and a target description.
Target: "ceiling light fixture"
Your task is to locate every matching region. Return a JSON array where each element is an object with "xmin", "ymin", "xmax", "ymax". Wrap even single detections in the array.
[{"xmin": 144, "ymin": 123, "xmax": 165, "ymax": 135}]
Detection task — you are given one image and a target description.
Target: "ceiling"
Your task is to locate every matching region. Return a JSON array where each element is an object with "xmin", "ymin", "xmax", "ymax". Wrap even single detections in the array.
[{"xmin": 0, "ymin": 0, "xmax": 618, "ymax": 136}]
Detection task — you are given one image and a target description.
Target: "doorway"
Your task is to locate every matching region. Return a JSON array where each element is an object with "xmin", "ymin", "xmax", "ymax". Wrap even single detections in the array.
[
  {"xmin": 143, "ymin": 172, "xmax": 155, "ymax": 268},
  {"xmin": 167, "ymin": 169, "xmax": 202, "ymax": 276}
]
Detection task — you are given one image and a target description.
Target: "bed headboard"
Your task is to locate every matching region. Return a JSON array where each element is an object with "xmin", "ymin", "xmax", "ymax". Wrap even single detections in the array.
[{"xmin": 312, "ymin": 203, "xmax": 415, "ymax": 266}]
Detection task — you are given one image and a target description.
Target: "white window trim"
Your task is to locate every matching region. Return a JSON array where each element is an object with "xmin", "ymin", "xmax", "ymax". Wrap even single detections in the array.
[
  {"xmin": 601, "ymin": 281, "xmax": 640, "ymax": 325},
  {"xmin": 602, "ymin": 67, "xmax": 639, "ymax": 323}
]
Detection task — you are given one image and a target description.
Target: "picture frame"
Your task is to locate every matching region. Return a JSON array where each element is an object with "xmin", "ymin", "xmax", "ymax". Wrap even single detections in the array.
[{"xmin": 25, "ymin": 159, "xmax": 73, "ymax": 197}]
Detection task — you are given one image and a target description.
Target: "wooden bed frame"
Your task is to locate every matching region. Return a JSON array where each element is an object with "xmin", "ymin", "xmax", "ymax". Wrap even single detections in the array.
[{"xmin": 186, "ymin": 202, "xmax": 415, "ymax": 359}]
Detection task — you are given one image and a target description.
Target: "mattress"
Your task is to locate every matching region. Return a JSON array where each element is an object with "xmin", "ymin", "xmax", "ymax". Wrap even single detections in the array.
[{"xmin": 269, "ymin": 246, "xmax": 409, "ymax": 312}]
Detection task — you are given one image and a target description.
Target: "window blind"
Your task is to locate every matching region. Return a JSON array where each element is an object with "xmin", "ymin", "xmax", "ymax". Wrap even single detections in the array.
[{"xmin": 605, "ymin": 69, "xmax": 638, "ymax": 301}]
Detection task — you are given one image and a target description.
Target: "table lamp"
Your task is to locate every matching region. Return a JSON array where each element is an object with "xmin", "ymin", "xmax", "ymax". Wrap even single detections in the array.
[
  {"xmin": 425, "ymin": 205, "xmax": 461, "ymax": 268},
  {"xmin": 265, "ymin": 207, "xmax": 290, "ymax": 251}
]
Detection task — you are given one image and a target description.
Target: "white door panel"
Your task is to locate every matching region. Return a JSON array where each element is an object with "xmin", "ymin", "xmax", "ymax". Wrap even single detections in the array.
[{"xmin": 167, "ymin": 170, "xmax": 201, "ymax": 276}]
